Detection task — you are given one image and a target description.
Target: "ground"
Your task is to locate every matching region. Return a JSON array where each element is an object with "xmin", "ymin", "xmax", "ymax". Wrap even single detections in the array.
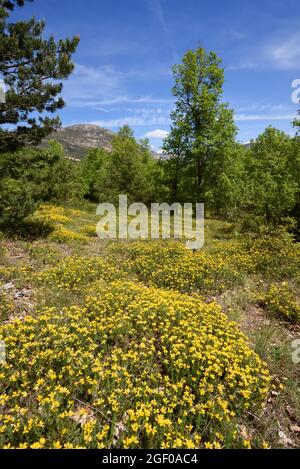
[{"xmin": 0, "ymin": 202, "xmax": 299, "ymax": 449}]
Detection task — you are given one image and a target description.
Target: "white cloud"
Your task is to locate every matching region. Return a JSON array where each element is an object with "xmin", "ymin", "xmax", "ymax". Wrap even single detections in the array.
[
  {"xmin": 62, "ymin": 64, "xmax": 122, "ymax": 104},
  {"xmin": 145, "ymin": 129, "xmax": 169, "ymax": 138},
  {"xmin": 229, "ymin": 29, "xmax": 248, "ymax": 40},
  {"xmin": 90, "ymin": 111, "xmax": 296, "ymax": 128},
  {"xmin": 266, "ymin": 32, "xmax": 300, "ymax": 69},
  {"xmin": 90, "ymin": 116, "xmax": 170, "ymax": 128},
  {"xmin": 235, "ymin": 113, "xmax": 296, "ymax": 121},
  {"xmin": 81, "ymin": 38, "xmax": 138, "ymax": 59},
  {"xmin": 122, "ymin": 107, "xmax": 171, "ymax": 115},
  {"xmin": 63, "ymin": 63, "xmax": 173, "ymax": 109},
  {"xmin": 235, "ymin": 103, "xmax": 285, "ymax": 113},
  {"xmin": 67, "ymin": 93, "xmax": 173, "ymax": 109},
  {"xmin": 229, "ymin": 31, "xmax": 300, "ymax": 71},
  {"xmin": 93, "ymin": 96, "xmax": 173, "ymax": 106},
  {"xmin": 226, "ymin": 60, "xmax": 257, "ymax": 71}
]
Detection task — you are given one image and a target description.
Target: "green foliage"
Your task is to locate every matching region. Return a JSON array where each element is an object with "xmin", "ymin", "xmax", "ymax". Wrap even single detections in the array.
[
  {"xmin": 79, "ymin": 148, "xmax": 109, "ymax": 201},
  {"xmin": 206, "ymin": 143, "xmax": 247, "ymax": 219},
  {"xmin": 159, "ymin": 48, "xmax": 300, "ymax": 228},
  {"xmin": 0, "ymin": 176, "xmax": 34, "ymax": 229},
  {"xmin": 261, "ymin": 282, "xmax": 300, "ymax": 324},
  {"xmin": 0, "ymin": 0, "xmax": 79, "ymax": 152},
  {"xmin": 163, "ymin": 47, "xmax": 237, "ymax": 204},
  {"xmin": 80, "ymin": 126, "xmax": 157, "ymax": 204},
  {"xmin": 293, "ymin": 100, "xmax": 300, "ymax": 133},
  {"xmin": 1, "ymin": 21, "xmax": 300, "ymax": 236},
  {"xmin": 243, "ymin": 127, "xmax": 299, "ymax": 225},
  {"xmin": 0, "ymin": 142, "xmax": 83, "ymax": 230},
  {"xmin": 161, "ymin": 127, "xmax": 190, "ymax": 202}
]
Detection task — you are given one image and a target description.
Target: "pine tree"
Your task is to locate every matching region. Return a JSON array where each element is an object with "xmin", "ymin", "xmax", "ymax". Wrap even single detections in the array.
[{"xmin": 0, "ymin": 0, "xmax": 79, "ymax": 152}]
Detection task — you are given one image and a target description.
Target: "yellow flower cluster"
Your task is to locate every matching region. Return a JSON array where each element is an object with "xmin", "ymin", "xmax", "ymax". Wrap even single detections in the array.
[
  {"xmin": 27, "ymin": 242, "xmax": 62, "ymax": 266},
  {"xmin": 80, "ymin": 225, "xmax": 97, "ymax": 237},
  {"xmin": 67, "ymin": 208, "xmax": 88, "ymax": 218},
  {"xmin": 48, "ymin": 226, "xmax": 89, "ymax": 244},
  {"xmin": 111, "ymin": 240, "xmax": 255, "ymax": 295},
  {"xmin": 3, "ymin": 207, "xmax": 298, "ymax": 449},
  {"xmin": 0, "ymin": 264, "xmax": 32, "ymax": 283},
  {"xmin": 25, "ymin": 205, "xmax": 93, "ymax": 244},
  {"xmin": 262, "ymin": 282, "xmax": 300, "ymax": 323},
  {"xmin": 0, "ymin": 280, "xmax": 270, "ymax": 449},
  {"xmin": 111, "ymin": 237, "xmax": 300, "ymax": 295},
  {"xmin": 244, "ymin": 230, "xmax": 300, "ymax": 278},
  {"xmin": 27, "ymin": 205, "xmax": 72, "ymax": 226},
  {"xmin": 36, "ymin": 255, "xmax": 126, "ymax": 289}
]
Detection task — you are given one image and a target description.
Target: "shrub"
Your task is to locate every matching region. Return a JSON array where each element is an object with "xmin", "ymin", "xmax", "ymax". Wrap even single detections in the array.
[
  {"xmin": 110, "ymin": 240, "xmax": 254, "ymax": 295},
  {"xmin": 0, "ymin": 281, "xmax": 270, "ymax": 448},
  {"xmin": 0, "ymin": 143, "xmax": 84, "ymax": 232},
  {"xmin": 80, "ymin": 225, "xmax": 97, "ymax": 237},
  {"xmin": 0, "ymin": 177, "xmax": 36, "ymax": 230},
  {"xmin": 36, "ymin": 256, "xmax": 125, "ymax": 289},
  {"xmin": 0, "ymin": 289, "xmax": 14, "ymax": 322},
  {"xmin": 261, "ymin": 282, "xmax": 300, "ymax": 323}
]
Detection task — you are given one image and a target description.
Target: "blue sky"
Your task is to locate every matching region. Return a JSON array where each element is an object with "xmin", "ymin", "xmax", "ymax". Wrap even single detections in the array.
[{"xmin": 11, "ymin": 0, "xmax": 300, "ymax": 151}]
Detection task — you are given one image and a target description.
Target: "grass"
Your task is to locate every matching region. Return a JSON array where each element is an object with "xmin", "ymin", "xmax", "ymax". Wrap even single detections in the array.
[{"xmin": 0, "ymin": 202, "xmax": 299, "ymax": 449}]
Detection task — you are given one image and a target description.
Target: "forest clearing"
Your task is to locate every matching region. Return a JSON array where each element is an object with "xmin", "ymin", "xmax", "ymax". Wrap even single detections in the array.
[
  {"xmin": 1, "ymin": 0, "xmax": 300, "ymax": 459},
  {"xmin": 0, "ymin": 204, "xmax": 299, "ymax": 449}
]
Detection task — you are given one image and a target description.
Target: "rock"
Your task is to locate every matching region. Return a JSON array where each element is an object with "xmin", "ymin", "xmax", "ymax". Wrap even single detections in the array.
[
  {"xmin": 39, "ymin": 124, "xmax": 114, "ymax": 159},
  {"xmin": 278, "ymin": 429, "xmax": 294, "ymax": 447},
  {"xmin": 290, "ymin": 424, "xmax": 300, "ymax": 433},
  {"xmin": 3, "ymin": 282, "xmax": 13, "ymax": 290},
  {"xmin": 286, "ymin": 406, "xmax": 296, "ymax": 420},
  {"xmin": 14, "ymin": 289, "xmax": 32, "ymax": 299}
]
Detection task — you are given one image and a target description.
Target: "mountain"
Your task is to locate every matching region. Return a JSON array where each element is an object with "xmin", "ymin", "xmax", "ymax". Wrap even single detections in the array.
[
  {"xmin": 40, "ymin": 124, "xmax": 162, "ymax": 160},
  {"xmin": 40, "ymin": 124, "xmax": 115, "ymax": 159}
]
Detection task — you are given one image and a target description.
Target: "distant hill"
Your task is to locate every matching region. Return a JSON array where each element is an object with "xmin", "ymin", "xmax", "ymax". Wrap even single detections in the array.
[
  {"xmin": 40, "ymin": 124, "xmax": 115, "ymax": 159},
  {"xmin": 40, "ymin": 124, "xmax": 162, "ymax": 160}
]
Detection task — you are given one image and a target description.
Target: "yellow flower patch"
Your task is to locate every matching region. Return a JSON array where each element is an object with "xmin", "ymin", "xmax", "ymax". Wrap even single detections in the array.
[
  {"xmin": 0, "ymin": 280, "xmax": 270, "ymax": 448},
  {"xmin": 27, "ymin": 205, "xmax": 72, "ymax": 226},
  {"xmin": 36, "ymin": 255, "xmax": 126, "ymax": 289},
  {"xmin": 111, "ymin": 240, "xmax": 254, "ymax": 294},
  {"xmin": 48, "ymin": 226, "xmax": 89, "ymax": 244},
  {"xmin": 80, "ymin": 225, "xmax": 97, "ymax": 237},
  {"xmin": 262, "ymin": 282, "xmax": 300, "ymax": 323}
]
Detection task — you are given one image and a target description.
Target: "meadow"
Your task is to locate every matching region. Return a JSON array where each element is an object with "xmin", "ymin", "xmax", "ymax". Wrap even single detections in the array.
[{"xmin": 0, "ymin": 203, "xmax": 299, "ymax": 449}]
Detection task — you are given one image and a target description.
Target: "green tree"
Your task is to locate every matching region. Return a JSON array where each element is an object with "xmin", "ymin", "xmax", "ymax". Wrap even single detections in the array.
[
  {"xmin": 294, "ymin": 113, "xmax": 300, "ymax": 134},
  {"xmin": 95, "ymin": 126, "xmax": 156, "ymax": 204},
  {"xmin": 80, "ymin": 148, "xmax": 109, "ymax": 202},
  {"xmin": 208, "ymin": 143, "xmax": 247, "ymax": 219},
  {"xmin": 164, "ymin": 47, "xmax": 237, "ymax": 204},
  {"xmin": 162, "ymin": 126, "xmax": 189, "ymax": 202},
  {"xmin": 0, "ymin": 0, "xmax": 79, "ymax": 152},
  {"xmin": 289, "ymin": 134, "xmax": 300, "ymax": 234},
  {"xmin": 0, "ymin": 141, "xmax": 82, "ymax": 229},
  {"xmin": 244, "ymin": 127, "xmax": 298, "ymax": 225}
]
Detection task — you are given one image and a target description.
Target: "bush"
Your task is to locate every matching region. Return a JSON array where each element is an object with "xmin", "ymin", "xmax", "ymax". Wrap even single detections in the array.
[
  {"xmin": 0, "ymin": 177, "xmax": 36, "ymax": 230},
  {"xmin": 261, "ymin": 282, "xmax": 300, "ymax": 323},
  {"xmin": 0, "ymin": 280, "xmax": 270, "ymax": 448},
  {"xmin": 0, "ymin": 142, "xmax": 84, "ymax": 232}
]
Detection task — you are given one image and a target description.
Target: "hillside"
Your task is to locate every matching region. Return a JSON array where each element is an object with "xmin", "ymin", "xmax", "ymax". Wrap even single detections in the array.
[
  {"xmin": 40, "ymin": 124, "xmax": 162, "ymax": 160},
  {"xmin": 40, "ymin": 124, "xmax": 115, "ymax": 159},
  {"xmin": 1, "ymin": 203, "xmax": 299, "ymax": 449}
]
